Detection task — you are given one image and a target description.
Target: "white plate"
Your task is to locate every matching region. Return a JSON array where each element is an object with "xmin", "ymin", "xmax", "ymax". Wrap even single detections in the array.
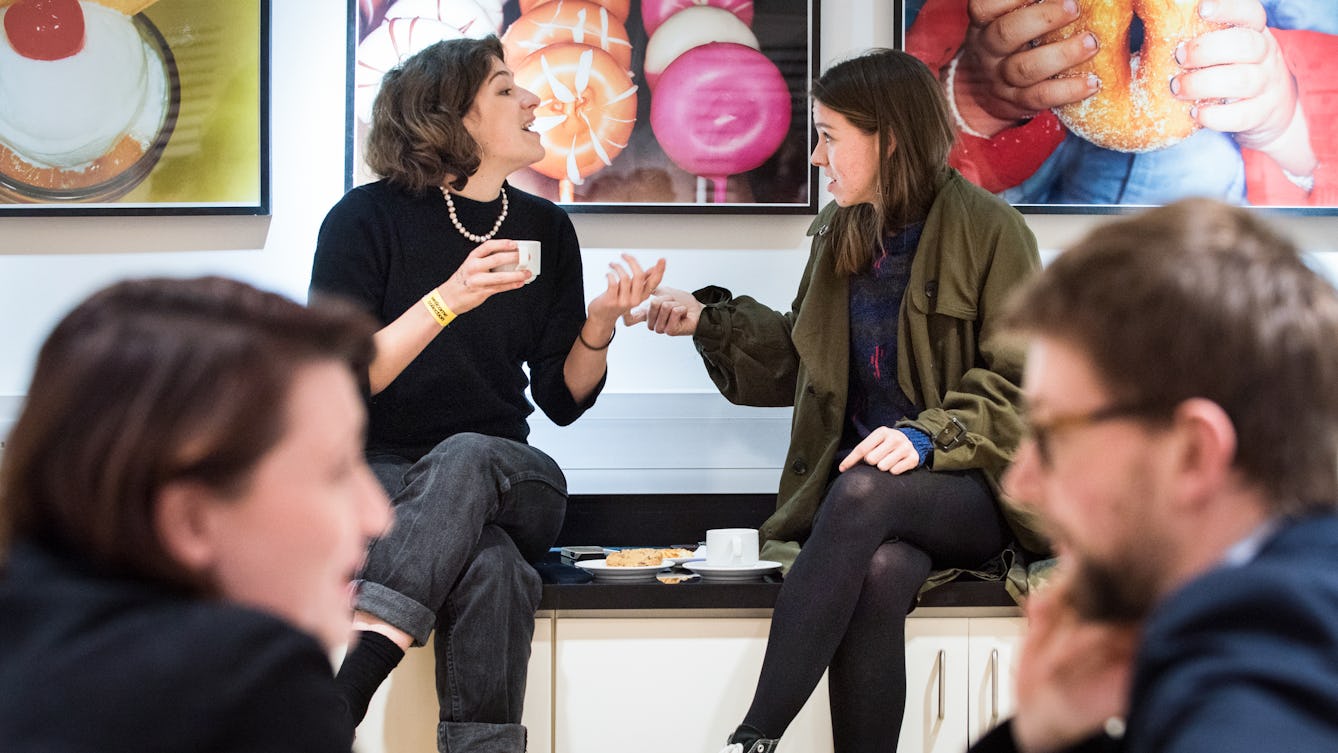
[
  {"xmin": 683, "ymin": 560, "xmax": 782, "ymax": 582},
  {"xmin": 663, "ymin": 554, "xmax": 704, "ymax": 566},
  {"xmin": 575, "ymin": 559, "xmax": 667, "ymax": 582}
]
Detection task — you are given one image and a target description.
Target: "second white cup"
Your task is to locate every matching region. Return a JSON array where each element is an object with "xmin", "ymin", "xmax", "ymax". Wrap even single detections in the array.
[{"xmin": 705, "ymin": 528, "xmax": 759, "ymax": 567}]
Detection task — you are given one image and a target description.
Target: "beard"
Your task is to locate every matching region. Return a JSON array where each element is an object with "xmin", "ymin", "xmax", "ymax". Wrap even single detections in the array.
[{"xmin": 1067, "ymin": 555, "xmax": 1159, "ymax": 624}]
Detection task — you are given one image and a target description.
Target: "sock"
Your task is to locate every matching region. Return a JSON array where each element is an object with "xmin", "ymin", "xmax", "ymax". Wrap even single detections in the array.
[{"xmin": 334, "ymin": 630, "xmax": 405, "ymax": 726}]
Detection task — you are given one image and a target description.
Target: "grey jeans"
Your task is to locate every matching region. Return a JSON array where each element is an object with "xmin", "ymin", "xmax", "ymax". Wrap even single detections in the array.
[{"xmin": 359, "ymin": 433, "xmax": 567, "ymax": 753}]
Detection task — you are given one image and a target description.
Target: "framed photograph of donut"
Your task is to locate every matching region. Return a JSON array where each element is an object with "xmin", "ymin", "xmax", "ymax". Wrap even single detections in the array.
[
  {"xmin": 348, "ymin": 0, "xmax": 820, "ymax": 213},
  {"xmin": 0, "ymin": 0, "xmax": 271, "ymax": 216},
  {"xmin": 899, "ymin": 0, "xmax": 1338, "ymax": 214}
]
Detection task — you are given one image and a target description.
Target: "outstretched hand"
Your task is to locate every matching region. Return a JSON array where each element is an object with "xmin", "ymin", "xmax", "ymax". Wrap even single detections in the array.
[
  {"xmin": 586, "ymin": 254, "xmax": 666, "ymax": 328},
  {"xmin": 626, "ymin": 286, "xmax": 704, "ymax": 336}
]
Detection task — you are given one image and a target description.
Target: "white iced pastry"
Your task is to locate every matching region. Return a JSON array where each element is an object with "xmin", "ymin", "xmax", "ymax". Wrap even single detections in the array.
[
  {"xmin": 382, "ymin": 0, "xmax": 502, "ymax": 36},
  {"xmin": 0, "ymin": 1, "xmax": 167, "ymax": 170}
]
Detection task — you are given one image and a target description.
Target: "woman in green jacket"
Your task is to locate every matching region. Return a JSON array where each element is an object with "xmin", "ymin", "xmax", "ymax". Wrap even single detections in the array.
[{"xmin": 640, "ymin": 50, "xmax": 1043, "ymax": 753}]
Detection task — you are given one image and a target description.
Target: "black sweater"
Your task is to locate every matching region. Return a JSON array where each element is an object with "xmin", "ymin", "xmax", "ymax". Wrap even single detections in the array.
[
  {"xmin": 311, "ymin": 181, "xmax": 600, "ymax": 460},
  {"xmin": 0, "ymin": 542, "xmax": 351, "ymax": 752}
]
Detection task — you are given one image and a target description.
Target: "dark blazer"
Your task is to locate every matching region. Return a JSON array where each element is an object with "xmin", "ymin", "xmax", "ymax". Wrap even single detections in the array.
[
  {"xmin": 970, "ymin": 512, "xmax": 1338, "ymax": 753},
  {"xmin": 0, "ymin": 541, "xmax": 353, "ymax": 752}
]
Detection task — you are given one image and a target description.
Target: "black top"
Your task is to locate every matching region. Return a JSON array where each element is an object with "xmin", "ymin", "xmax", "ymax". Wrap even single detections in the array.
[
  {"xmin": 0, "ymin": 542, "xmax": 352, "ymax": 753},
  {"xmin": 311, "ymin": 181, "xmax": 600, "ymax": 460}
]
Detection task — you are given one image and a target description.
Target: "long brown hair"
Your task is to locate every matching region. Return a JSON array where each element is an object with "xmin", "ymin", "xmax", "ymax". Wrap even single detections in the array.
[
  {"xmin": 364, "ymin": 36, "xmax": 506, "ymax": 193},
  {"xmin": 814, "ymin": 49, "xmax": 955, "ymax": 276},
  {"xmin": 0, "ymin": 277, "xmax": 376, "ymax": 590}
]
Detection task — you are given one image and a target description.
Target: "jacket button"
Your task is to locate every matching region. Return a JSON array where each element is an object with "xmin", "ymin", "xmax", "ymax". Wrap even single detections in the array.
[
  {"xmin": 805, "ymin": 385, "xmax": 817, "ymax": 396},
  {"xmin": 791, "ymin": 459, "xmax": 808, "ymax": 475},
  {"xmin": 925, "ymin": 280, "xmax": 938, "ymax": 298}
]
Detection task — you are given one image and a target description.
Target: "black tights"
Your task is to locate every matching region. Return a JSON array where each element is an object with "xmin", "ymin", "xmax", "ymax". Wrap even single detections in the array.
[{"xmin": 741, "ymin": 465, "xmax": 1008, "ymax": 753}]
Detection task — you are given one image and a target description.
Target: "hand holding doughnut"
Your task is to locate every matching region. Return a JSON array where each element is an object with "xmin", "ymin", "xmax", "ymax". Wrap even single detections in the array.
[
  {"xmin": 1173, "ymin": 0, "xmax": 1301, "ymax": 155},
  {"xmin": 440, "ymin": 239, "xmax": 530, "ymax": 315},
  {"xmin": 1041, "ymin": 0, "xmax": 1220, "ymax": 152},
  {"xmin": 586, "ymin": 253, "xmax": 667, "ymax": 328},
  {"xmin": 956, "ymin": 0, "xmax": 1100, "ymax": 136}
]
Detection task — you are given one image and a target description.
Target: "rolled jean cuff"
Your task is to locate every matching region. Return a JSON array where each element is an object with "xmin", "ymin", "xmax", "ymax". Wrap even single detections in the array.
[
  {"xmin": 438, "ymin": 721, "xmax": 527, "ymax": 753},
  {"xmin": 355, "ymin": 580, "xmax": 438, "ymax": 646}
]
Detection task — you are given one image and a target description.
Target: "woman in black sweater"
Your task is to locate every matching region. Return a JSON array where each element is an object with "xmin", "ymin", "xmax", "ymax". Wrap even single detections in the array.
[
  {"xmin": 0, "ymin": 276, "xmax": 390, "ymax": 751},
  {"xmin": 311, "ymin": 36, "xmax": 662, "ymax": 751}
]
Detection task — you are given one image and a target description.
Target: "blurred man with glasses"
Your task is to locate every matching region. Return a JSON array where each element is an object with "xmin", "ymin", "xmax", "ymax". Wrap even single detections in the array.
[{"xmin": 971, "ymin": 197, "xmax": 1338, "ymax": 753}]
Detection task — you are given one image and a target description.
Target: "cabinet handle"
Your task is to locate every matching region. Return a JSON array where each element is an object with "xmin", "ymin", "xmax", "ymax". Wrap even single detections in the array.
[
  {"xmin": 936, "ymin": 649, "xmax": 946, "ymax": 721},
  {"xmin": 990, "ymin": 648, "xmax": 1000, "ymax": 724}
]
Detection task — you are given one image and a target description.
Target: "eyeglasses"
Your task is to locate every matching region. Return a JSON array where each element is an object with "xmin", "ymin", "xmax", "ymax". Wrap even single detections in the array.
[{"xmin": 1025, "ymin": 401, "xmax": 1166, "ymax": 467}]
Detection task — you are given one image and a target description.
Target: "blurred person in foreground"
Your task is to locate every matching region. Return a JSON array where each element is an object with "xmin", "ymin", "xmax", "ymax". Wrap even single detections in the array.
[
  {"xmin": 972, "ymin": 197, "xmax": 1338, "ymax": 753},
  {"xmin": 0, "ymin": 276, "xmax": 390, "ymax": 752}
]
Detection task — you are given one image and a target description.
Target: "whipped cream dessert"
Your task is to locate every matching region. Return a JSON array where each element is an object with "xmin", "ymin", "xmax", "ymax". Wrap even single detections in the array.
[{"xmin": 0, "ymin": 0, "xmax": 167, "ymax": 174}]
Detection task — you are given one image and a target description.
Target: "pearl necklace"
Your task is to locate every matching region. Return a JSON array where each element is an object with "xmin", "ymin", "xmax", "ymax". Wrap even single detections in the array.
[{"xmin": 441, "ymin": 185, "xmax": 508, "ymax": 243}]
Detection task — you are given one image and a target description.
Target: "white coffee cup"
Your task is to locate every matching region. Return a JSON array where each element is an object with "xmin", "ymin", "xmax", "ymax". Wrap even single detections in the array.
[
  {"xmin": 496, "ymin": 240, "xmax": 541, "ymax": 284},
  {"xmin": 705, "ymin": 528, "xmax": 759, "ymax": 567}
]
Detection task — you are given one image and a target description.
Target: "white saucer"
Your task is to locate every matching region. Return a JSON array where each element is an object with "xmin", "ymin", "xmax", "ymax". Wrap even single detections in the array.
[
  {"xmin": 575, "ymin": 559, "xmax": 666, "ymax": 582},
  {"xmin": 683, "ymin": 560, "xmax": 782, "ymax": 582}
]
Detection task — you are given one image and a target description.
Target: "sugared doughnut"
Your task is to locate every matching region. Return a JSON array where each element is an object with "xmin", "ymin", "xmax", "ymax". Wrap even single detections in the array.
[
  {"xmin": 502, "ymin": 0, "xmax": 633, "ymax": 71},
  {"xmin": 519, "ymin": 0, "xmax": 629, "ymax": 23},
  {"xmin": 643, "ymin": 5, "xmax": 758, "ymax": 89},
  {"xmin": 1041, "ymin": 0, "xmax": 1216, "ymax": 153},
  {"xmin": 641, "ymin": 0, "xmax": 754, "ymax": 38},
  {"xmin": 512, "ymin": 42, "xmax": 638, "ymax": 185}
]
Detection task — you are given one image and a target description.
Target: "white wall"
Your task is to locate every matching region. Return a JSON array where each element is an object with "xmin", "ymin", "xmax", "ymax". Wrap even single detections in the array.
[{"xmin": 2, "ymin": 0, "xmax": 1337, "ymax": 489}]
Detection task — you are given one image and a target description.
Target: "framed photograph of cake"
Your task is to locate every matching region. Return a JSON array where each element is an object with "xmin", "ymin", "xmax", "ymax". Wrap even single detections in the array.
[
  {"xmin": 347, "ymin": 0, "xmax": 819, "ymax": 214},
  {"xmin": 0, "ymin": 0, "xmax": 270, "ymax": 215},
  {"xmin": 899, "ymin": 0, "xmax": 1338, "ymax": 215}
]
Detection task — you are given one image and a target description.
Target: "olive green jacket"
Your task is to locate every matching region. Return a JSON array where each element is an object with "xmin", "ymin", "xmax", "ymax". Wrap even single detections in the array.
[{"xmin": 692, "ymin": 170, "xmax": 1047, "ymax": 571}]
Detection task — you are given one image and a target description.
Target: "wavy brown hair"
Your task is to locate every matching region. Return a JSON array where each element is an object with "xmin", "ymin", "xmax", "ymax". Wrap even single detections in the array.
[
  {"xmin": 364, "ymin": 36, "xmax": 506, "ymax": 193},
  {"xmin": 0, "ymin": 277, "xmax": 377, "ymax": 590},
  {"xmin": 814, "ymin": 49, "xmax": 955, "ymax": 276}
]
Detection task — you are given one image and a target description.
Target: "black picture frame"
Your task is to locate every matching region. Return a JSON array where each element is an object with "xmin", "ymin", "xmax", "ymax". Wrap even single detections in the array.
[{"xmin": 0, "ymin": 0, "xmax": 271, "ymax": 216}]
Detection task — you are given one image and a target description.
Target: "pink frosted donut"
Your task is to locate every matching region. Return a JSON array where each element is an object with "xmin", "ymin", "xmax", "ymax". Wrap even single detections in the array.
[
  {"xmin": 650, "ymin": 42, "xmax": 790, "ymax": 178},
  {"xmin": 519, "ymin": 0, "xmax": 630, "ymax": 23},
  {"xmin": 354, "ymin": 17, "xmax": 468, "ymax": 123},
  {"xmin": 641, "ymin": 0, "xmax": 754, "ymax": 38},
  {"xmin": 382, "ymin": 0, "xmax": 503, "ymax": 36},
  {"xmin": 643, "ymin": 5, "xmax": 757, "ymax": 89},
  {"xmin": 502, "ymin": 0, "xmax": 633, "ymax": 71},
  {"xmin": 513, "ymin": 43, "xmax": 638, "ymax": 184}
]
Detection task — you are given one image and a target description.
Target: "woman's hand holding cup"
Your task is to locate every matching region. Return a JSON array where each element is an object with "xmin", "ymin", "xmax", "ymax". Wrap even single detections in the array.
[{"xmin": 441, "ymin": 239, "xmax": 532, "ymax": 315}]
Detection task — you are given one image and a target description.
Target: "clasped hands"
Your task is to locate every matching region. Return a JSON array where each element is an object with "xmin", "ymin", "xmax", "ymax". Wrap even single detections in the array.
[
  {"xmin": 434, "ymin": 240, "xmax": 666, "ymax": 326},
  {"xmin": 956, "ymin": 0, "xmax": 1307, "ymax": 172}
]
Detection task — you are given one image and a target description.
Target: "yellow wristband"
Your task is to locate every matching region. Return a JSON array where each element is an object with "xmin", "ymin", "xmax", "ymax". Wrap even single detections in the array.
[{"xmin": 422, "ymin": 289, "xmax": 456, "ymax": 327}]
